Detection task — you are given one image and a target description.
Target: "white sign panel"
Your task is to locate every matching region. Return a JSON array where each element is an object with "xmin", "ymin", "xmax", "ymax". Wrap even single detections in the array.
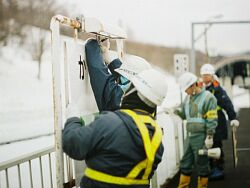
[
  {"xmin": 174, "ymin": 54, "xmax": 189, "ymax": 77},
  {"xmin": 64, "ymin": 39, "xmax": 98, "ymax": 114}
]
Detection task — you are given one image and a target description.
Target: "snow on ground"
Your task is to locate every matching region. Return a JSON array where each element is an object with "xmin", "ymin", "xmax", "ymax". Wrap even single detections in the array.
[
  {"xmin": 0, "ymin": 45, "xmax": 54, "ymax": 145},
  {"xmin": 232, "ymin": 85, "xmax": 250, "ymax": 111},
  {"xmin": 0, "ymin": 43, "xmax": 56, "ymax": 188}
]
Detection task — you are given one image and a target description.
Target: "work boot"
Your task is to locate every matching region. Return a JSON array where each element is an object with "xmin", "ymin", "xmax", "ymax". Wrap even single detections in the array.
[
  {"xmin": 197, "ymin": 176, "xmax": 208, "ymax": 188},
  {"xmin": 178, "ymin": 174, "xmax": 191, "ymax": 188},
  {"xmin": 209, "ymin": 167, "xmax": 224, "ymax": 181}
]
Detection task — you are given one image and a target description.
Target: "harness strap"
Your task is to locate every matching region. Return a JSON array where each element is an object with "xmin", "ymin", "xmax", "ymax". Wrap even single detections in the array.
[
  {"xmin": 185, "ymin": 91, "xmax": 207, "ymax": 123},
  {"xmin": 84, "ymin": 109, "xmax": 162, "ymax": 185},
  {"xmin": 85, "ymin": 168, "xmax": 149, "ymax": 185},
  {"xmin": 122, "ymin": 110, "xmax": 162, "ymax": 179}
]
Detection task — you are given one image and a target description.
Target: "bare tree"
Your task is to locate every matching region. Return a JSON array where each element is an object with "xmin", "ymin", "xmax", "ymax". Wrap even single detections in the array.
[
  {"xmin": 0, "ymin": 0, "xmax": 23, "ymax": 46},
  {"xmin": 26, "ymin": 0, "xmax": 66, "ymax": 79},
  {"xmin": 28, "ymin": 28, "xmax": 47, "ymax": 80},
  {"xmin": 0, "ymin": 0, "xmax": 65, "ymax": 79}
]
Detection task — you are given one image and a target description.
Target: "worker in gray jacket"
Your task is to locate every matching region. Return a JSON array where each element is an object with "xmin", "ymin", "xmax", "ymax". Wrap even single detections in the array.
[
  {"xmin": 62, "ymin": 68, "xmax": 168, "ymax": 188},
  {"xmin": 176, "ymin": 72, "xmax": 218, "ymax": 188}
]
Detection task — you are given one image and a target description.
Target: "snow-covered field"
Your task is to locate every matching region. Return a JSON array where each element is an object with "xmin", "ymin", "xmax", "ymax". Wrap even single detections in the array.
[{"xmin": 0, "ymin": 45, "xmax": 54, "ymax": 145}]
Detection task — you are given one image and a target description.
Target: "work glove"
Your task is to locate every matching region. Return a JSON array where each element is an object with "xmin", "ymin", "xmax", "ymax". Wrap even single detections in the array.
[
  {"xmin": 163, "ymin": 104, "xmax": 181, "ymax": 115},
  {"xmin": 205, "ymin": 135, "xmax": 213, "ymax": 149},
  {"xmin": 164, "ymin": 108, "xmax": 175, "ymax": 115},
  {"xmin": 65, "ymin": 103, "xmax": 81, "ymax": 119},
  {"xmin": 99, "ymin": 39, "xmax": 118, "ymax": 65},
  {"xmin": 230, "ymin": 119, "xmax": 240, "ymax": 128},
  {"xmin": 101, "ymin": 47, "xmax": 118, "ymax": 65}
]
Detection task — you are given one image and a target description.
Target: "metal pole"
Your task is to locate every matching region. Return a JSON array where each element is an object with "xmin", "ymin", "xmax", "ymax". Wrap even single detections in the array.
[
  {"xmin": 192, "ymin": 20, "xmax": 250, "ymax": 25},
  {"xmin": 204, "ymin": 26, "xmax": 210, "ymax": 63},
  {"xmin": 190, "ymin": 19, "xmax": 250, "ymax": 74},
  {"xmin": 50, "ymin": 17, "xmax": 64, "ymax": 188},
  {"xmin": 191, "ymin": 23, "xmax": 196, "ymax": 73}
]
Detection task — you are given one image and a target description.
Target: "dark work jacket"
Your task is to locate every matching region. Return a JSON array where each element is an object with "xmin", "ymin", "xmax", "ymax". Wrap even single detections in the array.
[
  {"xmin": 85, "ymin": 39, "xmax": 123, "ymax": 111},
  {"xmin": 62, "ymin": 110, "xmax": 164, "ymax": 188},
  {"xmin": 205, "ymin": 81, "xmax": 237, "ymax": 140}
]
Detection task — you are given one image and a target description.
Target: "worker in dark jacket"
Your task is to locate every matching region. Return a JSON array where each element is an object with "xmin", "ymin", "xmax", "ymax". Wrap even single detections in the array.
[
  {"xmin": 62, "ymin": 68, "xmax": 168, "ymax": 188},
  {"xmin": 85, "ymin": 39, "xmax": 151, "ymax": 111},
  {"xmin": 200, "ymin": 63, "xmax": 240, "ymax": 180}
]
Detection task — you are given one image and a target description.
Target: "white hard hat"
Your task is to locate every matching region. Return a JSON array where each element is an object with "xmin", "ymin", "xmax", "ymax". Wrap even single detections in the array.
[
  {"xmin": 115, "ymin": 55, "xmax": 151, "ymax": 80},
  {"xmin": 200, "ymin": 63, "xmax": 215, "ymax": 75},
  {"xmin": 179, "ymin": 72, "xmax": 198, "ymax": 91},
  {"xmin": 131, "ymin": 69, "xmax": 168, "ymax": 106}
]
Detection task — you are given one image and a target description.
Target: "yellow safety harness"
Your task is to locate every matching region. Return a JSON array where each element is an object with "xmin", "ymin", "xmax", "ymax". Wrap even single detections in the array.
[
  {"xmin": 211, "ymin": 89, "xmax": 222, "ymax": 111},
  {"xmin": 84, "ymin": 109, "xmax": 163, "ymax": 185}
]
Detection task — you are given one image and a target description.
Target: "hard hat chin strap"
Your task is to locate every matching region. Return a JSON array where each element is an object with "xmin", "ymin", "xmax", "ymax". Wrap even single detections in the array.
[
  {"xmin": 120, "ymin": 86, "xmax": 137, "ymax": 106},
  {"xmin": 123, "ymin": 87, "xmax": 137, "ymax": 98}
]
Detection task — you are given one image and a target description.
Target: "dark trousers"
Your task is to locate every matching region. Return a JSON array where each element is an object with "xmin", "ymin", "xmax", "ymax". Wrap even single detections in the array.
[{"xmin": 210, "ymin": 140, "xmax": 224, "ymax": 170}]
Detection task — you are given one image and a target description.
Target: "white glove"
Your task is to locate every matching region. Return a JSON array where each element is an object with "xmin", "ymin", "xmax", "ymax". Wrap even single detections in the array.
[
  {"xmin": 163, "ymin": 104, "xmax": 181, "ymax": 115},
  {"xmin": 99, "ymin": 39, "xmax": 113, "ymax": 64},
  {"xmin": 230, "ymin": 119, "xmax": 240, "ymax": 128},
  {"xmin": 205, "ymin": 135, "xmax": 213, "ymax": 149},
  {"xmin": 65, "ymin": 103, "xmax": 81, "ymax": 119},
  {"xmin": 164, "ymin": 108, "xmax": 174, "ymax": 115},
  {"xmin": 99, "ymin": 39, "xmax": 119, "ymax": 65}
]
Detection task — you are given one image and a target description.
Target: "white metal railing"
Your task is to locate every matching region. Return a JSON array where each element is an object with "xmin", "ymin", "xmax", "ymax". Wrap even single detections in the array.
[{"xmin": 0, "ymin": 146, "xmax": 55, "ymax": 188}]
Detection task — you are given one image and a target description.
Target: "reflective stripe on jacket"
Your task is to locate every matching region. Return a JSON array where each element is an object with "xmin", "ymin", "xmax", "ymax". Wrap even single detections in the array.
[
  {"xmin": 185, "ymin": 90, "xmax": 207, "ymax": 124},
  {"xmin": 183, "ymin": 89, "xmax": 218, "ymax": 135}
]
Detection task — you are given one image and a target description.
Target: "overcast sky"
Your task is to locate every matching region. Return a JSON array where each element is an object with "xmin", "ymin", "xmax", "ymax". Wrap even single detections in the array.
[{"xmin": 60, "ymin": 0, "xmax": 250, "ymax": 55}]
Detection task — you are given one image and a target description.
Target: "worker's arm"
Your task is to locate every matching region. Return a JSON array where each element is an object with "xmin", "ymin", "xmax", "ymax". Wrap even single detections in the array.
[
  {"xmin": 215, "ymin": 85, "xmax": 237, "ymax": 120},
  {"xmin": 62, "ymin": 112, "xmax": 121, "ymax": 160},
  {"xmin": 85, "ymin": 39, "xmax": 123, "ymax": 111},
  {"xmin": 107, "ymin": 59, "xmax": 122, "ymax": 81},
  {"xmin": 204, "ymin": 94, "xmax": 218, "ymax": 135},
  {"xmin": 174, "ymin": 97, "xmax": 187, "ymax": 120},
  {"xmin": 62, "ymin": 117, "xmax": 94, "ymax": 160}
]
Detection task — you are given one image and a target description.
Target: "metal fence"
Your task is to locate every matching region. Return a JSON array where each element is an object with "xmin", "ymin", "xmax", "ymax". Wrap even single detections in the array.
[{"xmin": 0, "ymin": 146, "xmax": 55, "ymax": 188}]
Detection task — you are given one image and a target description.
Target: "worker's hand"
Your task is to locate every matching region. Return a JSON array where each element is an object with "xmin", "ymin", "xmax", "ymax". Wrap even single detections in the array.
[
  {"xmin": 164, "ymin": 108, "xmax": 175, "ymax": 115},
  {"xmin": 164, "ymin": 104, "xmax": 180, "ymax": 115},
  {"xmin": 101, "ymin": 48, "xmax": 118, "ymax": 65},
  {"xmin": 65, "ymin": 103, "xmax": 80, "ymax": 119},
  {"xmin": 205, "ymin": 135, "xmax": 213, "ymax": 149},
  {"xmin": 100, "ymin": 39, "xmax": 111, "ymax": 64},
  {"xmin": 230, "ymin": 119, "xmax": 240, "ymax": 128},
  {"xmin": 165, "ymin": 108, "xmax": 180, "ymax": 115},
  {"xmin": 99, "ymin": 37, "xmax": 110, "ymax": 50}
]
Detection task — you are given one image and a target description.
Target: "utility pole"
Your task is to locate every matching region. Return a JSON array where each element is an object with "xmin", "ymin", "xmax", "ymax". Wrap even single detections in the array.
[{"xmin": 190, "ymin": 14, "xmax": 223, "ymax": 73}]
